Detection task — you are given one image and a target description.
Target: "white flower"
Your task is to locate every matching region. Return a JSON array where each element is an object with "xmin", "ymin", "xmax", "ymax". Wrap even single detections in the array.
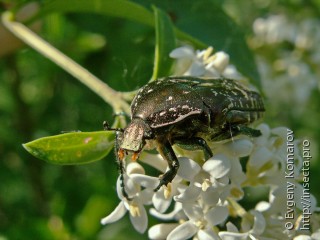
[
  {"xmin": 170, "ymin": 46, "xmax": 243, "ymax": 79},
  {"xmin": 102, "ymin": 122, "xmax": 319, "ymax": 239},
  {"xmin": 252, "ymin": 15, "xmax": 319, "ymax": 115},
  {"xmin": 165, "ymin": 203, "xmax": 228, "ymax": 240},
  {"xmin": 100, "ymin": 46, "xmax": 319, "ymax": 239},
  {"xmin": 100, "ymin": 162, "xmax": 155, "ymax": 233},
  {"xmin": 219, "ymin": 210, "xmax": 266, "ymax": 239}
]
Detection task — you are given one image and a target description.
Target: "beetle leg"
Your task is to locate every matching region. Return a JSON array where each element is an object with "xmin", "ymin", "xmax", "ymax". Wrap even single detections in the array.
[
  {"xmin": 117, "ymin": 150, "xmax": 131, "ymax": 200},
  {"xmin": 154, "ymin": 139, "xmax": 179, "ymax": 192},
  {"xmin": 114, "ymin": 131, "xmax": 132, "ymax": 201},
  {"xmin": 173, "ymin": 137, "xmax": 213, "ymax": 160},
  {"xmin": 226, "ymin": 109, "xmax": 262, "ymax": 125}
]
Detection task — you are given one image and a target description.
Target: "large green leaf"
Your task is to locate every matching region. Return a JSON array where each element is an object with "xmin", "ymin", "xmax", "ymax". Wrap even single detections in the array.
[
  {"xmin": 151, "ymin": 6, "xmax": 176, "ymax": 80},
  {"xmin": 134, "ymin": 0, "xmax": 262, "ymax": 89},
  {"xmin": 27, "ymin": 0, "xmax": 260, "ymax": 88},
  {"xmin": 23, "ymin": 131, "xmax": 114, "ymax": 165},
  {"xmin": 35, "ymin": 0, "xmax": 154, "ymax": 27}
]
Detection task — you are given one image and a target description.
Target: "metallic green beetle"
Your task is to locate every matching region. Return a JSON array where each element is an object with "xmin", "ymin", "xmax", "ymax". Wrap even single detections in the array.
[{"xmin": 105, "ymin": 76, "xmax": 265, "ymax": 199}]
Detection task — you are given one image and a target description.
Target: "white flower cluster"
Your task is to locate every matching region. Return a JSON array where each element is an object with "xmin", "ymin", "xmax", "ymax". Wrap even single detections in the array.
[
  {"xmin": 101, "ymin": 47, "xmax": 319, "ymax": 239},
  {"xmin": 101, "ymin": 124, "xmax": 319, "ymax": 239},
  {"xmin": 169, "ymin": 46, "xmax": 243, "ymax": 80},
  {"xmin": 252, "ymin": 15, "xmax": 319, "ymax": 114},
  {"xmin": 253, "ymin": 15, "xmax": 320, "ymax": 51}
]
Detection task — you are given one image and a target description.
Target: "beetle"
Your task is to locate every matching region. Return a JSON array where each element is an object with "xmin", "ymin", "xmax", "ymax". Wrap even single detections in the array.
[{"xmin": 104, "ymin": 76, "xmax": 265, "ymax": 200}]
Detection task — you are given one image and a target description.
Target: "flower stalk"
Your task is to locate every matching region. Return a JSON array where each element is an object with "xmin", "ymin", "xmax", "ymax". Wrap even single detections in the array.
[{"xmin": 1, "ymin": 11, "xmax": 131, "ymax": 114}]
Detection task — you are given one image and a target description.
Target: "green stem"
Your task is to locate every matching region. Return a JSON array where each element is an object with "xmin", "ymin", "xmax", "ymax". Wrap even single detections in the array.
[{"xmin": 1, "ymin": 11, "xmax": 130, "ymax": 114}]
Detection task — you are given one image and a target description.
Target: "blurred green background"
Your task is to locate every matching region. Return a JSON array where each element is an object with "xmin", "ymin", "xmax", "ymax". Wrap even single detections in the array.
[{"xmin": 0, "ymin": 0, "xmax": 319, "ymax": 239}]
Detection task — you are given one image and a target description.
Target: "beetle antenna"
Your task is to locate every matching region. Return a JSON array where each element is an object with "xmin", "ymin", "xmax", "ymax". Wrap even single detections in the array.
[{"xmin": 103, "ymin": 120, "xmax": 124, "ymax": 132}]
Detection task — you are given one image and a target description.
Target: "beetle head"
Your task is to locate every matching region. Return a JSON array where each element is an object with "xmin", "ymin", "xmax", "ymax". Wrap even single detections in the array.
[{"xmin": 118, "ymin": 118, "xmax": 153, "ymax": 159}]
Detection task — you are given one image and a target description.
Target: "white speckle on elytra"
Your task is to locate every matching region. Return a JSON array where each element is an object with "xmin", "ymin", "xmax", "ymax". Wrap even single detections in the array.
[
  {"xmin": 182, "ymin": 105, "xmax": 189, "ymax": 109},
  {"xmin": 159, "ymin": 111, "xmax": 166, "ymax": 116},
  {"xmin": 169, "ymin": 108, "xmax": 176, "ymax": 112},
  {"xmin": 147, "ymin": 89, "xmax": 153, "ymax": 93},
  {"xmin": 167, "ymin": 96, "xmax": 173, "ymax": 101},
  {"xmin": 199, "ymin": 82, "xmax": 214, "ymax": 87},
  {"xmin": 150, "ymin": 109, "xmax": 202, "ymax": 127}
]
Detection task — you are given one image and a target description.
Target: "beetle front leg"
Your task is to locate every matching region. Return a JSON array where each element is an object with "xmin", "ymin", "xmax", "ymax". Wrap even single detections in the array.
[
  {"xmin": 174, "ymin": 137, "xmax": 213, "ymax": 160},
  {"xmin": 114, "ymin": 131, "xmax": 132, "ymax": 201},
  {"xmin": 154, "ymin": 139, "xmax": 179, "ymax": 192}
]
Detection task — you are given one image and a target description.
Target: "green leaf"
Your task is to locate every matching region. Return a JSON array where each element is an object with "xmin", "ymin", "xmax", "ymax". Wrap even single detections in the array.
[
  {"xmin": 151, "ymin": 6, "xmax": 176, "ymax": 80},
  {"xmin": 26, "ymin": 0, "xmax": 204, "ymax": 54},
  {"xmin": 34, "ymin": 0, "xmax": 154, "ymax": 27},
  {"xmin": 133, "ymin": 0, "xmax": 262, "ymax": 89},
  {"xmin": 26, "ymin": 0, "xmax": 260, "ymax": 89},
  {"xmin": 23, "ymin": 131, "xmax": 114, "ymax": 165},
  {"xmin": 174, "ymin": 0, "xmax": 261, "ymax": 89}
]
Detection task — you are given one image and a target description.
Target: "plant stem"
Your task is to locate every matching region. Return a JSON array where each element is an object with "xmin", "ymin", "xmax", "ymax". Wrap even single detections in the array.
[{"xmin": 1, "ymin": 11, "xmax": 130, "ymax": 114}]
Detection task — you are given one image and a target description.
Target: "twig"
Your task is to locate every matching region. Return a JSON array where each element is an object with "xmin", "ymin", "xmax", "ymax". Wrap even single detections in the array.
[{"xmin": 1, "ymin": 11, "xmax": 130, "ymax": 114}]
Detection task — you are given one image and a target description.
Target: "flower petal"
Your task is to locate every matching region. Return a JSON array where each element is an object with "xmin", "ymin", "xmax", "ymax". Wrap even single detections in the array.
[
  {"xmin": 130, "ymin": 173, "xmax": 159, "ymax": 189},
  {"xmin": 222, "ymin": 65, "xmax": 243, "ymax": 79},
  {"xmin": 127, "ymin": 162, "xmax": 145, "ymax": 175},
  {"xmin": 197, "ymin": 229, "xmax": 220, "ymax": 240},
  {"xmin": 129, "ymin": 202, "xmax": 148, "ymax": 233},
  {"xmin": 229, "ymin": 157, "xmax": 246, "ymax": 184},
  {"xmin": 248, "ymin": 147, "xmax": 272, "ymax": 169},
  {"xmin": 201, "ymin": 189, "xmax": 220, "ymax": 206},
  {"xmin": 187, "ymin": 61, "xmax": 206, "ymax": 76},
  {"xmin": 150, "ymin": 202, "xmax": 184, "ymax": 221},
  {"xmin": 293, "ymin": 235, "xmax": 312, "ymax": 240},
  {"xmin": 153, "ymin": 188, "xmax": 172, "ymax": 213},
  {"xmin": 295, "ymin": 183, "xmax": 317, "ymax": 212},
  {"xmin": 255, "ymin": 201, "xmax": 270, "ymax": 212},
  {"xmin": 219, "ymin": 231, "xmax": 249, "ymax": 240},
  {"xmin": 205, "ymin": 206, "xmax": 228, "ymax": 226},
  {"xmin": 148, "ymin": 223, "xmax": 179, "ymax": 240},
  {"xmin": 139, "ymin": 152, "xmax": 167, "ymax": 172},
  {"xmin": 223, "ymin": 139, "xmax": 253, "ymax": 158},
  {"xmin": 170, "ymin": 46, "xmax": 195, "ymax": 59},
  {"xmin": 177, "ymin": 157, "xmax": 201, "ymax": 181},
  {"xmin": 203, "ymin": 154, "xmax": 231, "ymax": 178},
  {"xmin": 249, "ymin": 210, "xmax": 266, "ymax": 235},
  {"xmin": 271, "ymin": 126, "xmax": 289, "ymax": 139},
  {"xmin": 311, "ymin": 231, "xmax": 320, "ymax": 240},
  {"xmin": 101, "ymin": 201, "xmax": 126, "ymax": 225},
  {"xmin": 116, "ymin": 174, "xmax": 138, "ymax": 199},
  {"xmin": 207, "ymin": 51, "xmax": 229, "ymax": 73},
  {"xmin": 183, "ymin": 202, "xmax": 204, "ymax": 220},
  {"xmin": 167, "ymin": 221, "xmax": 198, "ymax": 240},
  {"xmin": 139, "ymin": 188, "xmax": 154, "ymax": 205},
  {"xmin": 225, "ymin": 221, "xmax": 239, "ymax": 232},
  {"xmin": 174, "ymin": 184, "xmax": 201, "ymax": 203},
  {"xmin": 254, "ymin": 124, "xmax": 270, "ymax": 146}
]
